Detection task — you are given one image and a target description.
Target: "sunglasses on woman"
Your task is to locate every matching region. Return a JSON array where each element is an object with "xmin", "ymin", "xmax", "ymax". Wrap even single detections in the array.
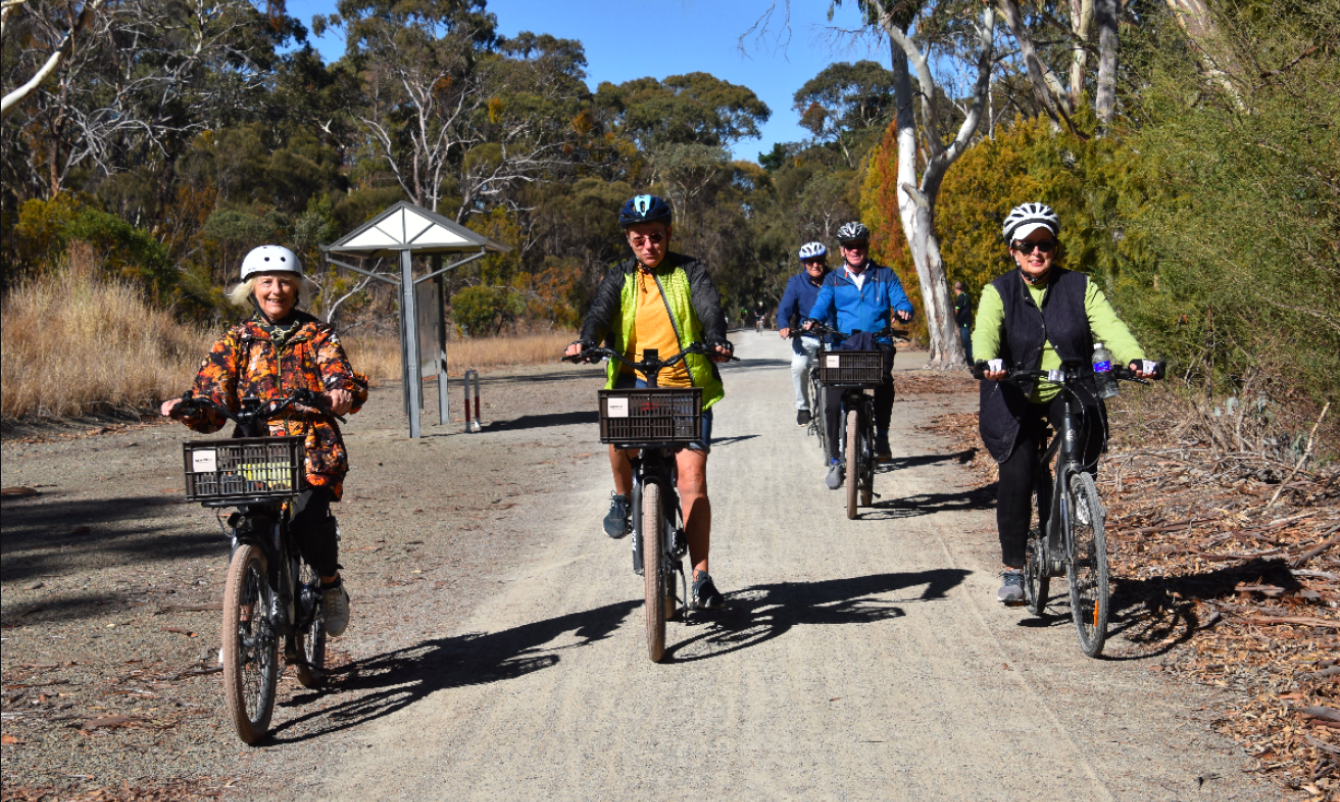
[{"xmin": 1012, "ymin": 239, "xmax": 1057, "ymax": 254}]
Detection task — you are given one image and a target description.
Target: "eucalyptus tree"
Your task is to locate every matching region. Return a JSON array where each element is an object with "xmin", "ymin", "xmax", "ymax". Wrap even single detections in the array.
[
  {"xmin": 1, "ymin": 0, "xmax": 295, "ymax": 199},
  {"xmin": 793, "ymin": 60, "xmax": 895, "ymax": 168},
  {"xmin": 828, "ymin": 0, "xmax": 995, "ymax": 368}
]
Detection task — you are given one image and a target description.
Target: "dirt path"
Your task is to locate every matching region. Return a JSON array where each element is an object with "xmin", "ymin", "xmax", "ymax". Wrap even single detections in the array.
[{"xmin": 222, "ymin": 333, "xmax": 1281, "ymax": 802}]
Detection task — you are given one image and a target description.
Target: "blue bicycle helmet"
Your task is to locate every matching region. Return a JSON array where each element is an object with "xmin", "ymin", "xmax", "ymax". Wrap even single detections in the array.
[
  {"xmin": 798, "ymin": 242, "xmax": 827, "ymax": 261},
  {"xmin": 618, "ymin": 194, "xmax": 673, "ymax": 227}
]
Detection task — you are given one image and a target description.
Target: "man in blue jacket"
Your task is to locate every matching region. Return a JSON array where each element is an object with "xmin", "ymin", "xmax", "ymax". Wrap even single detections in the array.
[
  {"xmin": 805, "ymin": 221, "xmax": 914, "ymax": 489},
  {"xmin": 777, "ymin": 242, "xmax": 831, "ymax": 426}
]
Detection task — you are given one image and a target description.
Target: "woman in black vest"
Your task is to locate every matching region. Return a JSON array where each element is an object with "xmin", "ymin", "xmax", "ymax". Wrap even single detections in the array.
[{"xmin": 972, "ymin": 203, "xmax": 1157, "ymax": 605}]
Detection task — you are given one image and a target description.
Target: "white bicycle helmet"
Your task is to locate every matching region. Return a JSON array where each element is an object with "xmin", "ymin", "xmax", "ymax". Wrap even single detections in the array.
[
  {"xmin": 1002, "ymin": 203, "xmax": 1060, "ymax": 242},
  {"xmin": 798, "ymin": 242, "xmax": 827, "ymax": 261},
  {"xmin": 240, "ymin": 245, "xmax": 303, "ymax": 280},
  {"xmin": 836, "ymin": 221, "xmax": 871, "ymax": 243}
]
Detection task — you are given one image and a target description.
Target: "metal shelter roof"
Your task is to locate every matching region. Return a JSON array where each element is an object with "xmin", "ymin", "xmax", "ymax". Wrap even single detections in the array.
[{"xmin": 325, "ymin": 201, "xmax": 511, "ymax": 258}]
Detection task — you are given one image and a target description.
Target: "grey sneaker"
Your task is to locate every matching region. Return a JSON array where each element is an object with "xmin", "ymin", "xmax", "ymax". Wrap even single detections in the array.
[
  {"xmin": 825, "ymin": 460, "xmax": 844, "ymax": 490},
  {"xmin": 322, "ymin": 581, "xmax": 350, "ymax": 636},
  {"xmin": 997, "ymin": 571, "xmax": 1025, "ymax": 606},
  {"xmin": 603, "ymin": 493, "xmax": 630, "ymax": 539},
  {"xmin": 692, "ymin": 572, "xmax": 724, "ymax": 610}
]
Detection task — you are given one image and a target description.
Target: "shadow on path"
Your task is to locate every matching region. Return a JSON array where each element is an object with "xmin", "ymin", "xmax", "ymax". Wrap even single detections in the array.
[
  {"xmin": 262, "ymin": 569, "xmax": 970, "ymax": 744},
  {"xmin": 666, "ymin": 568, "xmax": 970, "ymax": 663},
  {"xmin": 859, "ymin": 484, "xmax": 996, "ymax": 521}
]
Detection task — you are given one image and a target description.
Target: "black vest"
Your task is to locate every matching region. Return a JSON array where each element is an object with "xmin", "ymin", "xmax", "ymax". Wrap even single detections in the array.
[{"xmin": 979, "ymin": 267, "xmax": 1094, "ymax": 462}]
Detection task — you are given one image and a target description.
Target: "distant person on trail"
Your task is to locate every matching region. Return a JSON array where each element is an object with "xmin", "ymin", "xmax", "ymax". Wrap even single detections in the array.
[
  {"xmin": 954, "ymin": 281, "xmax": 973, "ymax": 362},
  {"xmin": 777, "ymin": 241, "xmax": 832, "ymax": 427},
  {"xmin": 565, "ymin": 194, "xmax": 734, "ymax": 610},
  {"xmin": 804, "ymin": 221, "xmax": 914, "ymax": 489},
  {"xmin": 160, "ymin": 245, "xmax": 369, "ymax": 637},
  {"xmin": 756, "ymin": 299, "xmax": 767, "ymax": 332},
  {"xmin": 975, "ymin": 203, "xmax": 1156, "ymax": 606}
]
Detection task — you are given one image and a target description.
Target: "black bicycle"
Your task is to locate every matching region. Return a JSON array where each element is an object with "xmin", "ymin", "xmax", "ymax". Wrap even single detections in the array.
[
  {"xmin": 801, "ymin": 322, "xmax": 904, "ymax": 519},
  {"xmin": 981, "ymin": 359, "xmax": 1162, "ymax": 657},
  {"xmin": 564, "ymin": 341, "xmax": 735, "ymax": 662},
  {"xmin": 171, "ymin": 389, "xmax": 340, "ymax": 743},
  {"xmin": 787, "ymin": 329, "xmax": 829, "ymax": 455}
]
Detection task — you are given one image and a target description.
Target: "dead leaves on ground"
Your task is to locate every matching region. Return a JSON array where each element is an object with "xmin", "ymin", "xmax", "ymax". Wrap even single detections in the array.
[{"xmin": 921, "ymin": 399, "xmax": 1339, "ymax": 799}]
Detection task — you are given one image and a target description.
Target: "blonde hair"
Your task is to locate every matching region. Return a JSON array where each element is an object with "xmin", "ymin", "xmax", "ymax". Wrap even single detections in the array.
[{"xmin": 227, "ymin": 274, "xmax": 312, "ymax": 310}]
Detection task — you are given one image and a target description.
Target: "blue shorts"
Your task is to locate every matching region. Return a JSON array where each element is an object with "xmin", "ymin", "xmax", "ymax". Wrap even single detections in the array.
[{"xmin": 613, "ymin": 374, "xmax": 713, "ymax": 453}]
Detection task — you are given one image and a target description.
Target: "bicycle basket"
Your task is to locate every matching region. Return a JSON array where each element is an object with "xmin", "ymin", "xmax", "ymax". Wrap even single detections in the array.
[
  {"xmin": 182, "ymin": 437, "xmax": 303, "ymax": 502},
  {"xmin": 598, "ymin": 388, "xmax": 703, "ymax": 446},
  {"xmin": 818, "ymin": 348, "xmax": 883, "ymax": 386}
]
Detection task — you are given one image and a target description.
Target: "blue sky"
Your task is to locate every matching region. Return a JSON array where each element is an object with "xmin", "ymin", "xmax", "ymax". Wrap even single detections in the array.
[{"xmin": 283, "ymin": 0, "xmax": 888, "ymax": 161}]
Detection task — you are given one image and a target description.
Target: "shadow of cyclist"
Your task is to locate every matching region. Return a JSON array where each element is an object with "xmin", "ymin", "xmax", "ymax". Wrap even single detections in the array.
[
  {"xmin": 665, "ymin": 568, "xmax": 970, "ymax": 663},
  {"xmin": 860, "ymin": 484, "xmax": 996, "ymax": 521},
  {"xmin": 264, "ymin": 599, "xmax": 640, "ymax": 744}
]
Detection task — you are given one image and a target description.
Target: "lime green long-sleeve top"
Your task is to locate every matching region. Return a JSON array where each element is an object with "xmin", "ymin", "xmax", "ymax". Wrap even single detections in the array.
[{"xmin": 971, "ymin": 274, "xmax": 1146, "ymax": 403}]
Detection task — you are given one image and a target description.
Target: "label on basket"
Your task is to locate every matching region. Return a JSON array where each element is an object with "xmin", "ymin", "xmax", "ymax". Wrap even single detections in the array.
[
  {"xmin": 606, "ymin": 397, "xmax": 629, "ymax": 418},
  {"xmin": 191, "ymin": 449, "xmax": 218, "ymax": 473},
  {"xmin": 826, "ymin": 355, "xmax": 841, "ymax": 368}
]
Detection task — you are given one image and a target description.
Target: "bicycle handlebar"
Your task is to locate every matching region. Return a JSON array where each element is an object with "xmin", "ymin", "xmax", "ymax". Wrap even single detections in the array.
[
  {"xmin": 172, "ymin": 388, "xmax": 345, "ymax": 426},
  {"xmin": 793, "ymin": 320, "xmax": 909, "ymax": 341},
  {"xmin": 970, "ymin": 359, "xmax": 1166, "ymax": 384},
  {"xmin": 562, "ymin": 340, "xmax": 738, "ymax": 369}
]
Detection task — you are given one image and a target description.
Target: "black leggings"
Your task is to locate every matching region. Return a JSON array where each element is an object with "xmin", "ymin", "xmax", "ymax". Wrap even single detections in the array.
[
  {"xmin": 290, "ymin": 486, "xmax": 340, "ymax": 577},
  {"xmin": 996, "ymin": 394, "xmax": 1105, "ymax": 568},
  {"xmin": 825, "ymin": 344, "xmax": 896, "ymax": 461}
]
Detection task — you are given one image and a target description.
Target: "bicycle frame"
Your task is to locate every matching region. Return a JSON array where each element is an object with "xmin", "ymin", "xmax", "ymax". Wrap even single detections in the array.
[
  {"xmin": 1037, "ymin": 389, "xmax": 1085, "ymax": 577},
  {"xmin": 218, "ymin": 501, "xmax": 321, "ymax": 660}
]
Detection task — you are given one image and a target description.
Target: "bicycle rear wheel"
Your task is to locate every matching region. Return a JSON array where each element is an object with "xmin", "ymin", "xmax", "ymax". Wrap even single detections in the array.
[
  {"xmin": 859, "ymin": 407, "xmax": 874, "ymax": 507},
  {"xmin": 222, "ymin": 544, "xmax": 278, "ymax": 744},
  {"xmin": 293, "ymin": 561, "xmax": 326, "ymax": 689},
  {"xmin": 1024, "ymin": 529, "xmax": 1049, "ymax": 616},
  {"xmin": 642, "ymin": 482, "xmax": 667, "ymax": 662},
  {"xmin": 1066, "ymin": 473, "xmax": 1110, "ymax": 657},
  {"xmin": 845, "ymin": 408, "xmax": 860, "ymax": 519}
]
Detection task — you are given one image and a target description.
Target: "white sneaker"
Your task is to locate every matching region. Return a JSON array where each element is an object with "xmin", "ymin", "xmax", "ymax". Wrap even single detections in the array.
[
  {"xmin": 322, "ymin": 582, "xmax": 350, "ymax": 637},
  {"xmin": 825, "ymin": 460, "xmax": 844, "ymax": 490}
]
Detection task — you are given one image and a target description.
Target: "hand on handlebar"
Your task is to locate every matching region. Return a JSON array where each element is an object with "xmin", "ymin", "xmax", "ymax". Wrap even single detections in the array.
[
  {"xmin": 324, "ymin": 388, "xmax": 353, "ymax": 416},
  {"xmin": 709, "ymin": 341, "xmax": 734, "ymax": 363},
  {"xmin": 778, "ymin": 327, "xmax": 790, "ymax": 340},
  {"xmin": 894, "ymin": 309, "xmax": 913, "ymax": 323}
]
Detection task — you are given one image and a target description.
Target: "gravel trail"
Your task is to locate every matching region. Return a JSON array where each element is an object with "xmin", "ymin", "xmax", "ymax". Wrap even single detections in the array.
[{"xmin": 231, "ymin": 333, "xmax": 1281, "ymax": 802}]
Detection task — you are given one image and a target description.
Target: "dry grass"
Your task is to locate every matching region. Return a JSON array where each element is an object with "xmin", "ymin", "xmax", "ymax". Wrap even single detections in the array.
[
  {"xmin": 1, "ymin": 258, "xmax": 211, "ymax": 419},
  {"xmin": 344, "ymin": 331, "xmax": 576, "ymax": 381}
]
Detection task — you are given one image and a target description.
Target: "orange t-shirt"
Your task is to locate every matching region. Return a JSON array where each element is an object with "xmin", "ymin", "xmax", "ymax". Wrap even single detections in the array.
[{"xmin": 624, "ymin": 269, "xmax": 692, "ymax": 387}]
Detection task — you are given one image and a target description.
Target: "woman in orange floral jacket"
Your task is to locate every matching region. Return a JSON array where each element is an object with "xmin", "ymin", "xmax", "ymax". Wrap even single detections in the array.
[{"xmin": 162, "ymin": 245, "xmax": 368, "ymax": 637}]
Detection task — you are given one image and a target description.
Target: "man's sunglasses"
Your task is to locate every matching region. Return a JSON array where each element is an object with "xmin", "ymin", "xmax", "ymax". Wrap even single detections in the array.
[{"xmin": 1012, "ymin": 239, "xmax": 1057, "ymax": 254}]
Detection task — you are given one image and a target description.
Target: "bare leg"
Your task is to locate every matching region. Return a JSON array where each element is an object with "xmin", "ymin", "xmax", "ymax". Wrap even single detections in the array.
[
  {"xmin": 675, "ymin": 448, "xmax": 710, "ymax": 577},
  {"xmin": 609, "ymin": 445, "xmax": 633, "ymax": 497}
]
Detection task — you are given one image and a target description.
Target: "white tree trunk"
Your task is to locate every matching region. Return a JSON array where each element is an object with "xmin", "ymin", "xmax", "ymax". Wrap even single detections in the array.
[
  {"xmin": 878, "ymin": 3, "xmax": 994, "ymax": 369},
  {"xmin": 0, "ymin": 0, "xmax": 104, "ymax": 120},
  {"xmin": 1094, "ymin": 0, "xmax": 1119, "ymax": 125}
]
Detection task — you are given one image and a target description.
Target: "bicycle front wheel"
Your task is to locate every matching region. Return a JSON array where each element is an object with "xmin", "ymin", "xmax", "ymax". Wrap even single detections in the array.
[
  {"xmin": 846, "ymin": 408, "xmax": 860, "ymax": 519},
  {"xmin": 642, "ymin": 482, "xmax": 667, "ymax": 662},
  {"xmin": 1066, "ymin": 472, "xmax": 1110, "ymax": 657},
  {"xmin": 811, "ymin": 375, "xmax": 827, "ymax": 455},
  {"xmin": 222, "ymin": 544, "xmax": 278, "ymax": 743},
  {"xmin": 859, "ymin": 408, "xmax": 874, "ymax": 507},
  {"xmin": 293, "ymin": 561, "xmax": 326, "ymax": 689}
]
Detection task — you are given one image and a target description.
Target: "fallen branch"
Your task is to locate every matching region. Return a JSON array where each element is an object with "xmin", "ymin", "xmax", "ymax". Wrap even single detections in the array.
[
  {"xmin": 1109, "ymin": 517, "xmax": 1220, "ymax": 535},
  {"xmin": 1240, "ymin": 615, "xmax": 1340, "ymax": 629},
  {"xmin": 1266, "ymin": 401, "xmax": 1330, "ymax": 510},
  {"xmin": 1291, "ymin": 532, "xmax": 1340, "ymax": 568}
]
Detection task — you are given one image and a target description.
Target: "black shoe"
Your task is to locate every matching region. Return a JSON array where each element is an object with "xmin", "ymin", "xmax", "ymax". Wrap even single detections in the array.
[
  {"xmin": 874, "ymin": 435, "xmax": 892, "ymax": 461},
  {"xmin": 796, "ymin": 409, "xmax": 811, "ymax": 426},
  {"xmin": 691, "ymin": 572, "xmax": 725, "ymax": 610},
  {"xmin": 603, "ymin": 493, "xmax": 630, "ymax": 539}
]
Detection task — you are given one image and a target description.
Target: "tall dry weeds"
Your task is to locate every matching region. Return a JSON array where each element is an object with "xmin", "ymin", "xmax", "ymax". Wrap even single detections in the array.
[
  {"xmin": 343, "ymin": 331, "xmax": 575, "ymax": 381},
  {"xmin": 0, "ymin": 251, "xmax": 211, "ymax": 419}
]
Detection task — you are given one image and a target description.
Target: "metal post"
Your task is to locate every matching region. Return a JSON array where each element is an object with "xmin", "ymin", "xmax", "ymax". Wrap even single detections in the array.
[
  {"xmin": 434, "ymin": 258, "xmax": 448, "ymax": 425},
  {"xmin": 401, "ymin": 249, "xmax": 422, "ymax": 439},
  {"xmin": 464, "ymin": 370, "xmax": 482, "ymax": 432}
]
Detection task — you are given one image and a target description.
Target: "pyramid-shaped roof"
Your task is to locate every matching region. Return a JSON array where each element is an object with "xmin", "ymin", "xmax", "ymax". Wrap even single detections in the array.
[{"xmin": 325, "ymin": 201, "xmax": 510, "ymax": 257}]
